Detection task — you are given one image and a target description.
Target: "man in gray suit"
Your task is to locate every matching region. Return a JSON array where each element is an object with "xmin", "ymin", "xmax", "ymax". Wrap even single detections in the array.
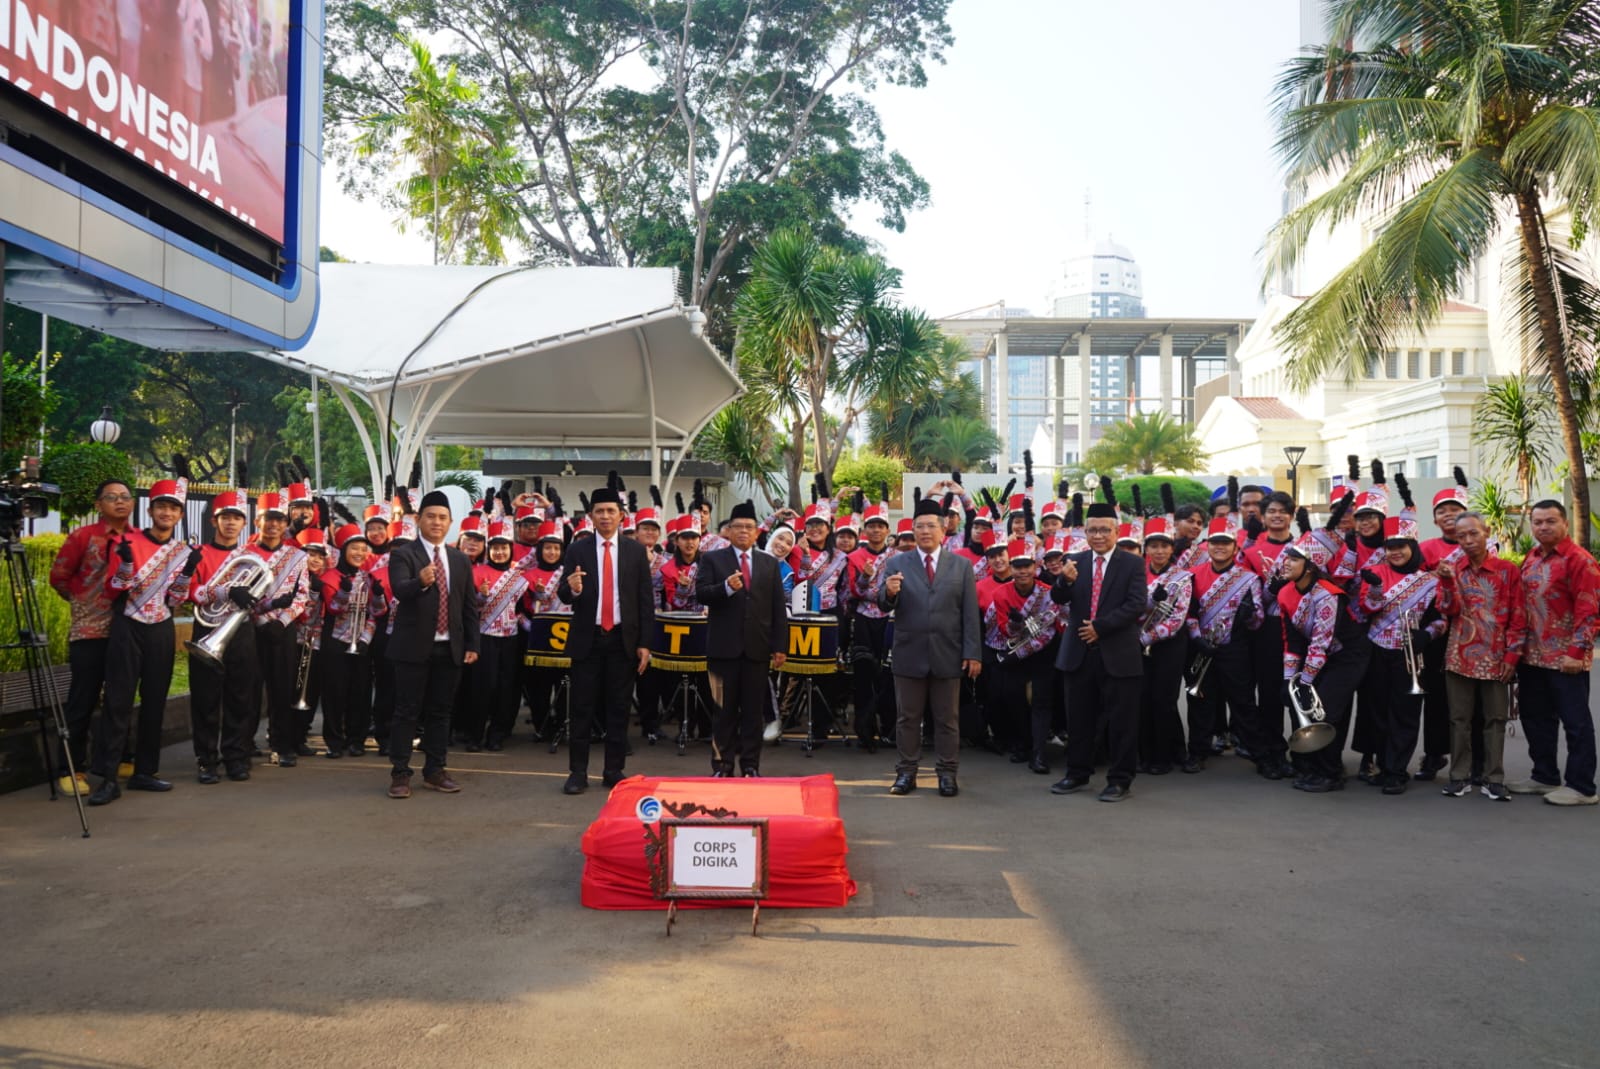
[{"xmin": 879, "ymin": 497, "xmax": 982, "ymax": 796}]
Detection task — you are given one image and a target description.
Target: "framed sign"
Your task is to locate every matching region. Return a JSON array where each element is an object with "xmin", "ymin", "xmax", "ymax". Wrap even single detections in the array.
[{"xmin": 664, "ymin": 819, "xmax": 768, "ymax": 899}]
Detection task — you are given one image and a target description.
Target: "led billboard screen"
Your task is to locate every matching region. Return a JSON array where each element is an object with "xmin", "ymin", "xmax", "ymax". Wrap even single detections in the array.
[{"xmin": 0, "ymin": 0, "xmax": 291, "ymax": 243}]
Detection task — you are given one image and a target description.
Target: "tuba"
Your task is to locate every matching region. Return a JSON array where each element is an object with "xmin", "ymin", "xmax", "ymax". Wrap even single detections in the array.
[
  {"xmin": 185, "ymin": 554, "xmax": 275, "ymax": 668},
  {"xmin": 1287, "ymin": 679, "xmax": 1337, "ymax": 753}
]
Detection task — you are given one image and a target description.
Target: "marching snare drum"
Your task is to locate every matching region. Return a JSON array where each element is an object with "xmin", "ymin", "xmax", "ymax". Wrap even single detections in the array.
[
  {"xmin": 651, "ymin": 611, "xmax": 708, "ymax": 672},
  {"xmin": 781, "ymin": 612, "xmax": 839, "ymax": 675},
  {"xmin": 524, "ymin": 611, "xmax": 573, "ymax": 669}
]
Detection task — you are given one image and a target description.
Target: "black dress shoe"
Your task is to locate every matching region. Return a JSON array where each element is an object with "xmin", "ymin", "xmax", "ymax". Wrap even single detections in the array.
[
  {"xmin": 295, "ymin": 744, "xmax": 317, "ymax": 757},
  {"xmin": 562, "ymin": 772, "xmax": 588, "ymax": 795},
  {"xmin": 1381, "ymin": 775, "xmax": 1408, "ymax": 795},
  {"xmin": 1257, "ymin": 761, "xmax": 1285, "ymax": 781},
  {"xmin": 88, "ymin": 778, "xmax": 121, "ymax": 806},
  {"xmin": 485, "ymin": 738, "xmax": 504, "ymax": 752},
  {"xmin": 347, "ymin": 744, "xmax": 366, "ymax": 757},
  {"xmin": 225, "ymin": 762, "xmax": 251, "ymax": 782},
  {"xmin": 324, "ymin": 748, "xmax": 344, "ymax": 759},
  {"xmin": 376, "ymin": 744, "xmax": 390, "ymax": 758},
  {"xmin": 1008, "ymin": 752, "xmax": 1028, "ymax": 764},
  {"xmin": 465, "ymin": 740, "xmax": 482, "ymax": 753},
  {"xmin": 741, "ymin": 768, "xmax": 761, "ymax": 778},
  {"xmin": 275, "ymin": 753, "xmax": 297, "ymax": 768},
  {"xmin": 937, "ymin": 772, "xmax": 959, "ymax": 797},
  {"xmin": 197, "ymin": 765, "xmax": 221, "ymax": 785},
  {"xmin": 1097, "ymin": 783, "xmax": 1130, "ymax": 802},
  {"xmin": 1050, "ymin": 776, "xmax": 1089, "ymax": 795},
  {"xmin": 126, "ymin": 773, "xmax": 172, "ymax": 792},
  {"xmin": 888, "ymin": 771, "xmax": 916, "ymax": 795},
  {"xmin": 1028, "ymin": 757, "xmax": 1050, "ymax": 775},
  {"xmin": 1146, "ymin": 763, "xmax": 1173, "ymax": 776},
  {"xmin": 602, "ymin": 769, "xmax": 624, "ymax": 788},
  {"xmin": 1181, "ymin": 756, "xmax": 1204, "ymax": 774}
]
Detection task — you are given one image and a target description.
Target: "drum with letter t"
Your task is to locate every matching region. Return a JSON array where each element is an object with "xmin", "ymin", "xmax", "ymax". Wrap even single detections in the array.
[
  {"xmin": 524, "ymin": 612, "xmax": 573, "ymax": 669},
  {"xmin": 781, "ymin": 613, "xmax": 839, "ymax": 675},
  {"xmin": 652, "ymin": 611, "xmax": 708, "ymax": 673}
]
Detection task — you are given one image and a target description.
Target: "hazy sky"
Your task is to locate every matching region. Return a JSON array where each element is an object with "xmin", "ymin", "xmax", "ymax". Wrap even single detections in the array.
[{"xmin": 320, "ymin": 0, "xmax": 1303, "ymax": 320}]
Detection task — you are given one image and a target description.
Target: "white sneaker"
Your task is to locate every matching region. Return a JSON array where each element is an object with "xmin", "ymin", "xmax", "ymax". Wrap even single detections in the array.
[
  {"xmin": 1507, "ymin": 778, "xmax": 1559, "ymax": 795},
  {"xmin": 762, "ymin": 719, "xmax": 781, "ymax": 743},
  {"xmin": 1543, "ymin": 786, "xmax": 1599, "ymax": 806}
]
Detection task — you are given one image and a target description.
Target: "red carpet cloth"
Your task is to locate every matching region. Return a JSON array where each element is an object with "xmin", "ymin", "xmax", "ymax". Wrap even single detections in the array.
[{"xmin": 581, "ymin": 774, "xmax": 857, "ymax": 910}]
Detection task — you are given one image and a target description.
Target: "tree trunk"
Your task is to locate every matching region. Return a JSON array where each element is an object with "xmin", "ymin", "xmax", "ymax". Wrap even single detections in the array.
[
  {"xmin": 785, "ymin": 411, "xmax": 805, "ymax": 510},
  {"xmin": 1514, "ymin": 191, "xmax": 1591, "ymax": 548}
]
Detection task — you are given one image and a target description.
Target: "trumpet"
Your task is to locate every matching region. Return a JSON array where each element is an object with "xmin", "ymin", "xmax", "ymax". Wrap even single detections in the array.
[
  {"xmin": 1287, "ymin": 678, "xmax": 1336, "ymax": 753},
  {"xmin": 291, "ymin": 640, "xmax": 314, "ymax": 712},
  {"xmin": 345, "ymin": 573, "xmax": 371, "ymax": 655},
  {"xmin": 1401, "ymin": 610, "xmax": 1426, "ymax": 695},
  {"xmin": 1003, "ymin": 612, "xmax": 1045, "ymax": 654},
  {"xmin": 1186, "ymin": 654, "xmax": 1212, "ymax": 698},
  {"xmin": 186, "ymin": 554, "xmax": 275, "ymax": 667}
]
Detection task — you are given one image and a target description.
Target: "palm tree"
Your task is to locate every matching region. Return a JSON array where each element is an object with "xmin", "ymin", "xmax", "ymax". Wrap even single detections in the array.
[
  {"xmin": 1474, "ymin": 375, "xmax": 1557, "ymax": 537},
  {"xmin": 734, "ymin": 229, "xmax": 944, "ymax": 489},
  {"xmin": 868, "ymin": 335, "xmax": 985, "ymax": 462},
  {"xmin": 1266, "ymin": 1, "xmax": 1600, "ymax": 544},
  {"xmin": 913, "ymin": 415, "xmax": 1003, "ymax": 472},
  {"xmin": 692, "ymin": 399, "xmax": 786, "ymax": 507},
  {"xmin": 1082, "ymin": 412, "xmax": 1206, "ymax": 476}
]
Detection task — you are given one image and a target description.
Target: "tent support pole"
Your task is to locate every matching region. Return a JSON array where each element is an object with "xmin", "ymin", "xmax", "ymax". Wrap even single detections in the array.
[{"xmin": 635, "ymin": 327, "xmax": 662, "ymax": 489}]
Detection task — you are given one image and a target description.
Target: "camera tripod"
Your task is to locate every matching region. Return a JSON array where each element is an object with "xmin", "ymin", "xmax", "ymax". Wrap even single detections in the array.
[{"xmin": 1, "ymin": 534, "xmax": 90, "ymax": 836}]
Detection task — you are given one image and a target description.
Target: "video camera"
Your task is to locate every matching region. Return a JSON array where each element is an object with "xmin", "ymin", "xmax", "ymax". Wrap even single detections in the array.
[{"xmin": 0, "ymin": 456, "xmax": 59, "ymax": 540}]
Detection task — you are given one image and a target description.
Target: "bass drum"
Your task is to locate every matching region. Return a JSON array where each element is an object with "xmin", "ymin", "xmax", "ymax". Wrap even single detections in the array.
[
  {"xmin": 524, "ymin": 612, "xmax": 573, "ymax": 669},
  {"xmin": 651, "ymin": 611, "xmax": 708, "ymax": 672},
  {"xmin": 781, "ymin": 612, "xmax": 839, "ymax": 675}
]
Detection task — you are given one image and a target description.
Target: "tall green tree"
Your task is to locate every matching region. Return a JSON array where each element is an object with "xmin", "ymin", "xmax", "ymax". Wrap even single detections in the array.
[
  {"xmin": 1082, "ymin": 412, "xmax": 1206, "ymax": 476},
  {"xmin": 912, "ymin": 415, "xmax": 1002, "ymax": 473},
  {"xmin": 1474, "ymin": 375, "xmax": 1557, "ymax": 537},
  {"xmin": 1265, "ymin": 0, "xmax": 1600, "ymax": 544},
  {"xmin": 868, "ymin": 334, "xmax": 984, "ymax": 465}
]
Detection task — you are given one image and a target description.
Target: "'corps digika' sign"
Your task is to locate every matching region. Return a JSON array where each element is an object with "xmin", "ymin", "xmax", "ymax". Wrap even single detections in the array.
[
  {"xmin": 1, "ymin": 0, "xmax": 291, "ymax": 242},
  {"xmin": 665, "ymin": 820, "xmax": 767, "ymax": 899}
]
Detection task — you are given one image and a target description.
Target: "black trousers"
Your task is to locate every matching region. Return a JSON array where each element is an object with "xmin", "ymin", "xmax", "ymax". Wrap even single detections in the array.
[
  {"xmin": 524, "ymin": 664, "xmax": 564, "ymax": 738},
  {"xmin": 567, "ymin": 629, "xmax": 633, "ymax": 775},
  {"xmin": 709, "ymin": 655, "xmax": 771, "ymax": 773},
  {"xmin": 1187, "ymin": 639, "xmax": 1253, "ymax": 759},
  {"xmin": 1420, "ymin": 633, "xmax": 1459, "ymax": 759},
  {"xmin": 59, "ymin": 637, "xmax": 109, "ymax": 770},
  {"xmin": 635, "ymin": 664, "xmax": 665, "ymax": 736},
  {"xmin": 254, "ymin": 621, "xmax": 299, "ymax": 755},
  {"xmin": 319, "ymin": 647, "xmax": 372, "ymax": 752},
  {"xmin": 95, "ymin": 614, "xmax": 173, "ymax": 779},
  {"xmin": 1140, "ymin": 633, "xmax": 1189, "ymax": 766},
  {"xmin": 475, "ymin": 633, "xmax": 522, "ymax": 744},
  {"xmin": 1298, "ymin": 640, "xmax": 1371, "ymax": 780},
  {"xmin": 188, "ymin": 619, "xmax": 260, "ymax": 767},
  {"xmin": 1366, "ymin": 645, "xmax": 1423, "ymax": 778},
  {"xmin": 850, "ymin": 614, "xmax": 896, "ymax": 742},
  {"xmin": 1064, "ymin": 647, "xmax": 1141, "ymax": 786},
  {"xmin": 1249, "ymin": 615, "xmax": 1289, "ymax": 761},
  {"xmin": 369, "ymin": 629, "xmax": 395, "ymax": 748},
  {"xmin": 389, "ymin": 642, "xmax": 460, "ymax": 778},
  {"xmin": 453, "ymin": 657, "xmax": 481, "ymax": 742},
  {"xmin": 991, "ymin": 644, "xmax": 1053, "ymax": 758}
]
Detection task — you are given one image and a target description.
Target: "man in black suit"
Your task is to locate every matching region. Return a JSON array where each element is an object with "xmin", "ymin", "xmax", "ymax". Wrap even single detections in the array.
[
  {"xmin": 697, "ymin": 501, "xmax": 788, "ymax": 776},
  {"xmin": 385, "ymin": 491, "xmax": 480, "ymax": 799},
  {"xmin": 557, "ymin": 487, "xmax": 654, "ymax": 793},
  {"xmin": 1049, "ymin": 502, "xmax": 1149, "ymax": 801}
]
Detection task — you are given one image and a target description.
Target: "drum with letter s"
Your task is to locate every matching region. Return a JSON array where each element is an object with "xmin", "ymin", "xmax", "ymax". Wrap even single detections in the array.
[
  {"xmin": 781, "ymin": 612, "xmax": 839, "ymax": 675},
  {"xmin": 524, "ymin": 611, "xmax": 573, "ymax": 668},
  {"xmin": 651, "ymin": 611, "xmax": 708, "ymax": 672}
]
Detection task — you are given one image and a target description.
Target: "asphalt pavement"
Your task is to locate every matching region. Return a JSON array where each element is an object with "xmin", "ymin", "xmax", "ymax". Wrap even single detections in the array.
[{"xmin": 1, "ymin": 710, "xmax": 1596, "ymax": 1069}]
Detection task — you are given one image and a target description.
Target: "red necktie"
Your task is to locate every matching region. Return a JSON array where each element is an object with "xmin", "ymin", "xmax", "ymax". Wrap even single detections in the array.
[
  {"xmin": 433, "ymin": 547, "xmax": 449, "ymax": 634},
  {"xmin": 601, "ymin": 540, "xmax": 615, "ymax": 631},
  {"xmin": 1090, "ymin": 555, "xmax": 1104, "ymax": 618},
  {"xmin": 740, "ymin": 551, "xmax": 752, "ymax": 590},
  {"xmin": 925, "ymin": 554, "xmax": 936, "ymax": 585}
]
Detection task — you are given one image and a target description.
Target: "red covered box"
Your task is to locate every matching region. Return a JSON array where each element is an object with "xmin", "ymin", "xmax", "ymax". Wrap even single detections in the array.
[{"xmin": 581, "ymin": 774, "xmax": 857, "ymax": 910}]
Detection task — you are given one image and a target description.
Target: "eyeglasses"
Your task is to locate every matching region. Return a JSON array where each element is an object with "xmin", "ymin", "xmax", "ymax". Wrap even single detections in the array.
[{"xmin": 99, "ymin": 493, "xmax": 134, "ymax": 503}]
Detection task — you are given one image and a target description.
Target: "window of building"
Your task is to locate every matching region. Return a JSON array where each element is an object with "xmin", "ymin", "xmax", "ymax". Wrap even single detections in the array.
[
  {"xmin": 1385, "ymin": 351, "xmax": 1399, "ymax": 378},
  {"xmin": 1429, "ymin": 350, "xmax": 1443, "ymax": 377},
  {"xmin": 1390, "ymin": 460, "xmax": 1406, "ymax": 476},
  {"xmin": 1416, "ymin": 456, "xmax": 1437, "ymax": 479},
  {"xmin": 1451, "ymin": 350, "xmax": 1467, "ymax": 375},
  {"xmin": 1407, "ymin": 350, "xmax": 1421, "ymax": 379}
]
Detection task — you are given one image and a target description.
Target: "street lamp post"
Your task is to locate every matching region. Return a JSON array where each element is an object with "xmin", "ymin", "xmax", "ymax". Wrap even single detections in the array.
[
  {"xmin": 1283, "ymin": 445, "xmax": 1307, "ymax": 506},
  {"xmin": 89, "ymin": 405, "xmax": 121, "ymax": 445}
]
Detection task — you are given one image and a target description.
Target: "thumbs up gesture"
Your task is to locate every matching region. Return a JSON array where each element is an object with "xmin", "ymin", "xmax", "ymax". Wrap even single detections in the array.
[
  {"xmin": 886, "ymin": 572, "xmax": 903, "ymax": 598},
  {"xmin": 567, "ymin": 566, "xmax": 585, "ymax": 595}
]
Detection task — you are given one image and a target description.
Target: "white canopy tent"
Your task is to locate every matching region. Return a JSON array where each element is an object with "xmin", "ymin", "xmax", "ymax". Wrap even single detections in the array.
[{"xmin": 260, "ymin": 263, "xmax": 743, "ymax": 500}]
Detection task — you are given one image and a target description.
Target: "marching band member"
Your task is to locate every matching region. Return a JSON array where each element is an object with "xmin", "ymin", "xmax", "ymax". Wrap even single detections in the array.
[
  {"xmin": 319, "ymin": 524, "xmax": 387, "ymax": 758},
  {"xmin": 246, "ymin": 492, "xmax": 312, "ymax": 767},
  {"xmin": 49, "ymin": 479, "xmax": 135, "ymax": 797},
  {"xmin": 468, "ymin": 521, "xmax": 537, "ymax": 751},
  {"xmin": 894, "ymin": 516, "xmax": 916, "ymax": 554},
  {"xmin": 1346, "ymin": 461, "xmax": 1390, "ymax": 575},
  {"xmin": 366, "ymin": 518, "xmax": 401, "ymax": 756},
  {"xmin": 1278, "ymin": 521, "xmax": 1371, "ymax": 792},
  {"xmin": 985, "ymin": 538, "xmax": 1062, "ymax": 772},
  {"xmin": 652, "ymin": 513, "xmax": 713, "ymax": 742},
  {"xmin": 847, "ymin": 493, "xmax": 897, "ymax": 752},
  {"xmin": 187, "ymin": 490, "xmax": 259, "ymax": 783},
  {"xmin": 456, "ymin": 514, "xmax": 486, "ymax": 563},
  {"xmin": 975, "ymin": 533, "xmax": 1010, "ymax": 609},
  {"xmin": 293, "ymin": 528, "xmax": 329, "ymax": 756},
  {"xmin": 1138, "ymin": 510, "xmax": 1192, "ymax": 776},
  {"xmin": 512, "ymin": 504, "xmax": 542, "ymax": 561},
  {"xmin": 87, "ymin": 479, "xmax": 198, "ymax": 805},
  {"xmin": 1416, "ymin": 469, "xmax": 1474, "ymax": 781},
  {"xmin": 765, "ymin": 525, "xmax": 799, "ymax": 598},
  {"xmin": 1170, "ymin": 503, "xmax": 1206, "ymax": 571},
  {"xmin": 1434, "ymin": 511, "xmax": 1524, "ymax": 800},
  {"xmin": 1242, "ymin": 490, "xmax": 1299, "ymax": 772},
  {"xmin": 450, "ymin": 515, "xmax": 487, "ymax": 748},
  {"xmin": 363, "ymin": 505, "xmax": 391, "ymax": 558},
  {"xmin": 1037, "ymin": 479, "xmax": 1069, "ymax": 550},
  {"xmin": 1511, "ymin": 500, "xmax": 1600, "ymax": 805},
  {"xmin": 522, "ymin": 520, "xmax": 570, "ymax": 742},
  {"xmin": 1357, "ymin": 514, "xmax": 1446, "ymax": 794},
  {"xmin": 1183, "ymin": 515, "xmax": 1265, "ymax": 775}
]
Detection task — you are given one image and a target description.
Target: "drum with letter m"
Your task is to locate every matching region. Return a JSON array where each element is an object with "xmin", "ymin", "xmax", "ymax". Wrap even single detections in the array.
[
  {"xmin": 782, "ymin": 612, "xmax": 839, "ymax": 675},
  {"xmin": 524, "ymin": 612, "xmax": 573, "ymax": 668},
  {"xmin": 652, "ymin": 611, "xmax": 708, "ymax": 672}
]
